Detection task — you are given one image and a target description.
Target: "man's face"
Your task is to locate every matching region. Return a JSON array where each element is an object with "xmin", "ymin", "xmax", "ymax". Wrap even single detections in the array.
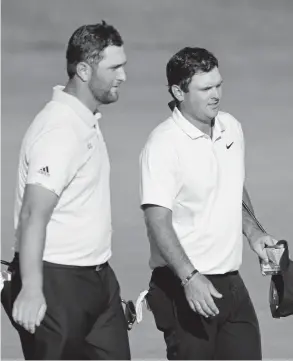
[
  {"xmin": 181, "ymin": 67, "xmax": 223, "ymax": 123},
  {"xmin": 89, "ymin": 45, "xmax": 127, "ymax": 105}
]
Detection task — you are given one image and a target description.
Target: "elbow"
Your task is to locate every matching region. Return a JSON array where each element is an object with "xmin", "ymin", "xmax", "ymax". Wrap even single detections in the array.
[
  {"xmin": 18, "ymin": 206, "xmax": 49, "ymax": 230},
  {"xmin": 143, "ymin": 206, "xmax": 172, "ymax": 231},
  {"xmin": 18, "ymin": 207, "xmax": 33, "ymax": 226}
]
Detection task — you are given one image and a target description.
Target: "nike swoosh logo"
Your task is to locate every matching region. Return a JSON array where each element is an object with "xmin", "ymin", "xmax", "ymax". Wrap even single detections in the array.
[{"xmin": 226, "ymin": 142, "xmax": 234, "ymax": 149}]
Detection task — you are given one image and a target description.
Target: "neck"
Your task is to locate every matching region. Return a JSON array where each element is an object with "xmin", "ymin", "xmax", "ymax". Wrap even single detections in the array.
[
  {"xmin": 64, "ymin": 79, "xmax": 100, "ymax": 114},
  {"xmin": 180, "ymin": 108, "xmax": 214, "ymax": 137}
]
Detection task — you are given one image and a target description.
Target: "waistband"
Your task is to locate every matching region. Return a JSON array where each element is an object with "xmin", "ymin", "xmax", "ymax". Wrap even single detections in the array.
[
  {"xmin": 154, "ymin": 266, "xmax": 239, "ymax": 279},
  {"xmin": 12, "ymin": 253, "xmax": 108, "ymax": 272},
  {"xmin": 206, "ymin": 271, "xmax": 239, "ymax": 277}
]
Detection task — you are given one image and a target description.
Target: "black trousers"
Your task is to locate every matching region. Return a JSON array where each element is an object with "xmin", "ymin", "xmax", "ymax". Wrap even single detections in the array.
[
  {"xmin": 9, "ymin": 256, "xmax": 131, "ymax": 360},
  {"xmin": 147, "ymin": 267, "xmax": 262, "ymax": 360}
]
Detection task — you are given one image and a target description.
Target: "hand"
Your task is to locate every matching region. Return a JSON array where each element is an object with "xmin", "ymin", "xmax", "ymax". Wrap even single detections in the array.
[
  {"xmin": 12, "ymin": 286, "xmax": 47, "ymax": 334},
  {"xmin": 249, "ymin": 232, "xmax": 277, "ymax": 263},
  {"xmin": 183, "ymin": 273, "xmax": 222, "ymax": 318}
]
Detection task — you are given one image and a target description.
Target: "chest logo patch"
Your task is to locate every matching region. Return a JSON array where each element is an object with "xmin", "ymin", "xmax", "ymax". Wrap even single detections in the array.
[{"xmin": 38, "ymin": 166, "xmax": 50, "ymax": 176}]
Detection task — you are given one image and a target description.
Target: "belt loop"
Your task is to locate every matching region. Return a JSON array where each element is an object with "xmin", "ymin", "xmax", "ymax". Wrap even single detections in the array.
[{"xmin": 95, "ymin": 262, "xmax": 108, "ymax": 272}]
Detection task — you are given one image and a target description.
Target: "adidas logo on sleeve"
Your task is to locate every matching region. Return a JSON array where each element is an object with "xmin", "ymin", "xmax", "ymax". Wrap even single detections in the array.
[{"xmin": 38, "ymin": 166, "xmax": 50, "ymax": 176}]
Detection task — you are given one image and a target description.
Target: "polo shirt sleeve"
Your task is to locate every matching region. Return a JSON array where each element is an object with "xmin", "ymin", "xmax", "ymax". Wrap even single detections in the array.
[
  {"xmin": 140, "ymin": 136, "xmax": 180, "ymax": 210},
  {"xmin": 26, "ymin": 127, "xmax": 80, "ymax": 196}
]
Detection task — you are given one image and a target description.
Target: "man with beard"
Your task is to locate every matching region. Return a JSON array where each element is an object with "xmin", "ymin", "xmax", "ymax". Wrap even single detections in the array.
[
  {"xmin": 140, "ymin": 47, "xmax": 276, "ymax": 359},
  {"xmin": 11, "ymin": 21, "xmax": 130, "ymax": 360}
]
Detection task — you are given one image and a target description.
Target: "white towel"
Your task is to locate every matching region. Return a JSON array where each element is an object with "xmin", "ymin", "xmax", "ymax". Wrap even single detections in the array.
[
  {"xmin": 135, "ymin": 290, "xmax": 150, "ymax": 323},
  {"xmin": 0, "ymin": 270, "xmax": 12, "ymax": 291}
]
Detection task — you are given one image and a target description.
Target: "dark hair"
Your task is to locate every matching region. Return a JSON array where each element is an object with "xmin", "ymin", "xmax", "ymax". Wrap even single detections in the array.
[
  {"xmin": 166, "ymin": 47, "xmax": 218, "ymax": 99},
  {"xmin": 66, "ymin": 20, "xmax": 123, "ymax": 78}
]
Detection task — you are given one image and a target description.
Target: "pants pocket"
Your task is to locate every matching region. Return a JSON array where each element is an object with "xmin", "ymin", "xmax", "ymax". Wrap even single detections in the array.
[{"xmin": 147, "ymin": 282, "xmax": 181, "ymax": 359}]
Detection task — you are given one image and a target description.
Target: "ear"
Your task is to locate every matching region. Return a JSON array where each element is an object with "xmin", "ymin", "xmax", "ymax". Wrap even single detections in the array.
[
  {"xmin": 171, "ymin": 85, "xmax": 185, "ymax": 103},
  {"xmin": 76, "ymin": 62, "xmax": 91, "ymax": 82}
]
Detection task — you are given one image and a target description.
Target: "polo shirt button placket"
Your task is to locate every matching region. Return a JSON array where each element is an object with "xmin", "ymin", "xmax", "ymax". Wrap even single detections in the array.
[{"xmin": 94, "ymin": 124, "xmax": 103, "ymax": 145}]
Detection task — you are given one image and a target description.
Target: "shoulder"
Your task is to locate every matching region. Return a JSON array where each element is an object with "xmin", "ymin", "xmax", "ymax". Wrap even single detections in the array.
[
  {"xmin": 25, "ymin": 101, "xmax": 79, "ymax": 149},
  {"xmin": 143, "ymin": 117, "xmax": 179, "ymax": 152},
  {"xmin": 35, "ymin": 101, "xmax": 78, "ymax": 131},
  {"xmin": 140, "ymin": 117, "xmax": 180, "ymax": 169}
]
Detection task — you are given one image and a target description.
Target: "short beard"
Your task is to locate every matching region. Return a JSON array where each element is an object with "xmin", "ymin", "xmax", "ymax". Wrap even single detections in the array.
[
  {"xmin": 89, "ymin": 84, "xmax": 118, "ymax": 105},
  {"xmin": 98, "ymin": 91, "xmax": 118, "ymax": 104}
]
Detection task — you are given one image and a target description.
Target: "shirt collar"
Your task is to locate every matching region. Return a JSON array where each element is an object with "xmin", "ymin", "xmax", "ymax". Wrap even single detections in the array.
[
  {"xmin": 171, "ymin": 106, "xmax": 225, "ymax": 141},
  {"xmin": 212, "ymin": 115, "xmax": 226, "ymax": 142},
  {"xmin": 52, "ymin": 85, "xmax": 101, "ymax": 128}
]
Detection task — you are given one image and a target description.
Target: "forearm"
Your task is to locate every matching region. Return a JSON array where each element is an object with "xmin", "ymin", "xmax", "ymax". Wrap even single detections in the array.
[
  {"xmin": 17, "ymin": 215, "xmax": 46, "ymax": 289},
  {"xmin": 145, "ymin": 213, "xmax": 195, "ymax": 281}
]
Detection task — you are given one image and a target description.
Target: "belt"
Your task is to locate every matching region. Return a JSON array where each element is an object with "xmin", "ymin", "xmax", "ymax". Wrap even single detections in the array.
[
  {"xmin": 155, "ymin": 266, "xmax": 239, "ymax": 281},
  {"xmin": 42, "ymin": 261, "xmax": 109, "ymax": 272},
  {"xmin": 13, "ymin": 253, "xmax": 108, "ymax": 272}
]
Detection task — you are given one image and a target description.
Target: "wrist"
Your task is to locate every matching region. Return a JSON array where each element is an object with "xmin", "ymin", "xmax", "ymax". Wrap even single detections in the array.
[
  {"xmin": 21, "ymin": 276, "xmax": 43, "ymax": 291},
  {"xmin": 21, "ymin": 284, "xmax": 43, "ymax": 295},
  {"xmin": 247, "ymin": 228, "xmax": 265, "ymax": 245},
  {"xmin": 181, "ymin": 269, "xmax": 199, "ymax": 287}
]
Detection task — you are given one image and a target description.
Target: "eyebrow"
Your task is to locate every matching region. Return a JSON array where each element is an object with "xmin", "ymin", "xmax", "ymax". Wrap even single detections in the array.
[
  {"xmin": 201, "ymin": 80, "xmax": 223, "ymax": 90},
  {"xmin": 110, "ymin": 60, "xmax": 127, "ymax": 69}
]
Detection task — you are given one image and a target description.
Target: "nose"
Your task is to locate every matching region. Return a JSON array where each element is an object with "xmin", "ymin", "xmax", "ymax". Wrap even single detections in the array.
[
  {"xmin": 211, "ymin": 87, "xmax": 220, "ymax": 100},
  {"xmin": 117, "ymin": 67, "xmax": 126, "ymax": 82}
]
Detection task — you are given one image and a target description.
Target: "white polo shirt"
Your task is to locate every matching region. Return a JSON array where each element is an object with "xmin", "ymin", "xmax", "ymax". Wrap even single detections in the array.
[
  {"xmin": 14, "ymin": 86, "xmax": 112, "ymax": 266},
  {"xmin": 140, "ymin": 107, "xmax": 245, "ymax": 274}
]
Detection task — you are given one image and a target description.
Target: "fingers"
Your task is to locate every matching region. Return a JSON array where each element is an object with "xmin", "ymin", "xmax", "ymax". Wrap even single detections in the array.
[
  {"xmin": 14, "ymin": 307, "xmax": 36, "ymax": 333},
  {"xmin": 29, "ymin": 324, "xmax": 36, "ymax": 334},
  {"xmin": 12, "ymin": 300, "xmax": 24, "ymax": 326},
  {"xmin": 205, "ymin": 295, "xmax": 220, "ymax": 316},
  {"xmin": 193, "ymin": 300, "xmax": 210, "ymax": 318},
  {"xmin": 201, "ymin": 300, "xmax": 216, "ymax": 317},
  {"xmin": 258, "ymin": 248, "xmax": 269, "ymax": 264},
  {"xmin": 188, "ymin": 297, "xmax": 209, "ymax": 317},
  {"xmin": 12, "ymin": 301, "xmax": 46, "ymax": 333},
  {"xmin": 209, "ymin": 285, "xmax": 223, "ymax": 299},
  {"xmin": 26, "ymin": 316, "xmax": 36, "ymax": 334},
  {"xmin": 260, "ymin": 236, "xmax": 279, "ymax": 263},
  {"xmin": 201, "ymin": 283, "xmax": 222, "ymax": 316},
  {"xmin": 185, "ymin": 275, "xmax": 222, "ymax": 317},
  {"xmin": 264, "ymin": 235, "xmax": 277, "ymax": 247},
  {"xmin": 192, "ymin": 297, "xmax": 219, "ymax": 318},
  {"xmin": 188, "ymin": 300, "xmax": 197, "ymax": 312},
  {"xmin": 21, "ymin": 309, "xmax": 32, "ymax": 333},
  {"xmin": 35, "ymin": 303, "xmax": 47, "ymax": 327}
]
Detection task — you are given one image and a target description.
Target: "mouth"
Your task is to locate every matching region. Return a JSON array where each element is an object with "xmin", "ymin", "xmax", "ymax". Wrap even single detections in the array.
[
  {"xmin": 112, "ymin": 84, "xmax": 122, "ymax": 91},
  {"xmin": 111, "ymin": 85, "xmax": 120, "ymax": 92},
  {"xmin": 113, "ymin": 81, "xmax": 123, "ymax": 88},
  {"xmin": 208, "ymin": 103, "xmax": 219, "ymax": 109}
]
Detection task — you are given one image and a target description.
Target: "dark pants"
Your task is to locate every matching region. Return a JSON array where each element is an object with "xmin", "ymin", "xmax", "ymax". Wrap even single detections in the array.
[
  {"xmin": 9, "ymin": 256, "xmax": 131, "ymax": 360},
  {"xmin": 147, "ymin": 267, "xmax": 262, "ymax": 360}
]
